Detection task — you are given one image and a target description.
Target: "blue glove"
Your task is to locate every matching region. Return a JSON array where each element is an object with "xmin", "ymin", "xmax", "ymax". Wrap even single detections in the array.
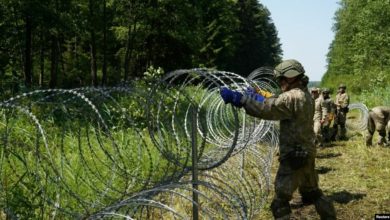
[
  {"xmin": 220, "ymin": 87, "xmax": 243, "ymax": 107},
  {"xmin": 245, "ymin": 87, "xmax": 265, "ymax": 103}
]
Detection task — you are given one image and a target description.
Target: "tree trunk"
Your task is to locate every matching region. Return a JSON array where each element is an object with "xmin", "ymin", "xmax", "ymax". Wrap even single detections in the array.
[
  {"xmin": 49, "ymin": 35, "xmax": 58, "ymax": 88},
  {"xmin": 123, "ymin": 2, "xmax": 139, "ymax": 82},
  {"xmin": 39, "ymin": 31, "xmax": 44, "ymax": 88},
  {"xmin": 123, "ymin": 25, "xmax": 132, "ymax": 82},
  {"xmin": 89, "ymin": 0, "xmax": 98, "ymax": 87},
  {"xmin": 101, "ymin": 0, "xmax": 107, "ymax": 86},
  {"xmin": 24, "ymin": 13, "xmax": 33, "ymax": 88}
]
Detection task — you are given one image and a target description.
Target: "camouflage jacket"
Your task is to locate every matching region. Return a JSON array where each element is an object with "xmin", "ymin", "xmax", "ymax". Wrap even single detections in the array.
[
  {"xmin": 323, "ymin": 97, "xmax": 334, "ymax": 113},
  {"xmin": 240, "ymin": 87, "xmax": 315, "ymax": 159},
  {"xmin": 370, "ymin": 106, "xmax": 390, "ymax": 126},
  {"xmin": 314, "ymin": 96, "xmax": 328, "ymax": 122},
  {"xmin": 335, "ymin": 92, "xmax": 349, "ymax": 109}
]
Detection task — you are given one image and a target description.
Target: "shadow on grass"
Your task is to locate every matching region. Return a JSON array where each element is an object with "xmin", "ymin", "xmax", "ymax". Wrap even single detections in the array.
[
  {"xmin": 315, "ymin": 166, "xmax": 334, "ymax": 174},
  {"xmin": 329, "ymin": 190, "xmax": 366, "ymax": 204},
  {"xmin": 316, "ymin": 152, "xmax": 342, "ymax": 159}
]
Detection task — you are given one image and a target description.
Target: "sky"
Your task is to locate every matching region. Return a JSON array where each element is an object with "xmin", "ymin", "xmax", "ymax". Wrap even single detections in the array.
[{"xmin": 260, "ymin": 0, "xmax": 340, "ymax": 81}]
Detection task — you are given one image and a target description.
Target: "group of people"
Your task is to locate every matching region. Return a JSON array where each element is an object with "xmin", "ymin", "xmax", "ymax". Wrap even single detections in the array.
[
  {"xmin": 311, "ymin": 84, "xmax": 390, "ymax": 147},
  {"xmin": 219, "ymin": 59, "xmax": 390, "ymax": 219},
  {"xmin": 310, "ymin": 83, "xmax": 350, "ymax": 147}
]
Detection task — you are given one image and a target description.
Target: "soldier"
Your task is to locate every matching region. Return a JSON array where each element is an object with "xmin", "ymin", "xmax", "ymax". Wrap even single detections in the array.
[
  {"xmin": 220, "ymin": 59, "xmax": 336, "ymax": 220},
  {"xmin": 321, "ymin": 88, "xmax": 333, "ymax": 143},
  {"xmin": 311, "ymin": 88, "xmax": 328, "ymax": 147},
  {"xmin": 366, "ymin": 106, "xmax": 390, "ymax": 146},
  {"xmin": 332, "ymin": 84, "xmax": 349, "ymax": 141}
]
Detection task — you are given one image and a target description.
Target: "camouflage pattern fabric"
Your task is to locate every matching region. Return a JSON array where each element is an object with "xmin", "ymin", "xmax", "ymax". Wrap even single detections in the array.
[
  {"xmin": 275, "ymin": 153, "xmax": 319, "ymax": 199},
  {"xmin": 322, "ymin": 97, "xmax": 334, "ymax": 142},
  {"xmin": 335, "ymin": 92, "xmax": 349, "ymax": 109},
  {"xmin": 240, "ymin": 87, "xmax": 316, "ymax": 159},
  {"xmin": 366, "ymin": 106, "xmax": 390, "ymax": 146},
  {"xmin": 313, "ymin": 95, "xmax": 328, "ymax": 145},
  {"xmin": 240, "ymin": 86, "xmax": 336, "ymax": 219},
  {"xmin": 333, "ymin": 92, "xmax": 350, "ymax": 140}
]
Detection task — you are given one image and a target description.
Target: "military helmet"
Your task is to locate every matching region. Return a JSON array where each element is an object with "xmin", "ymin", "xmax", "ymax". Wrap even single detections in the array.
[
  {"xmin": 311, "ymin": 87, "xmax": 319, "ymax": 93},
  {"xmin": 322, "ymin": 88, "xmax": 330, "ymax": 94},
  {"xmin": 274, "ymin": 59, "xmax": 305, "ymax": 79},
  {"xmin": 339, "ymin": 84, "xmax": 346, "ymax": 89}
]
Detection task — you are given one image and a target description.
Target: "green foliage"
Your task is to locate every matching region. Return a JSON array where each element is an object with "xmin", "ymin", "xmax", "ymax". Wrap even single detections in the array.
[
  {"xmin": 0, "ymin": 0, "xmax": 282, "ymax": 90},
  {"xmin": 323, "ymin": 0, "xmax": 390, "ymax": 99},
  {"xmin": 228, "ymin": 0, "xmax": 282, "ymax": 76},
  {"xmin": 355, "ymin": 73, "xmax": 390, "ymax": 108}
]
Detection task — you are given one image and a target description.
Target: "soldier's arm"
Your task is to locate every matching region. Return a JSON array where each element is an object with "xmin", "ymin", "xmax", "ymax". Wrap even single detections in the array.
[
  {"xmin": 335, "ymin": 94, "xmax": 341, "ymax": 106},
  {"xmin": 240, "ymin": 93, "xmax": 293, "ymax": 120},
  {"xmin": 321, "ymin": 100, "xmax": 329, "ymax": 121},
  {"xmin": 344, "ymin": 94, "xmax": 350, "ymax": 108}
]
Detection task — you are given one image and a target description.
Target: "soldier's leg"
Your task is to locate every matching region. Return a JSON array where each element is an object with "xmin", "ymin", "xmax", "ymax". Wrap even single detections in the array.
[
  {"xmin": 376, "ymin": 121, "xmax": 386, "ymax": 146},
  {"xmin": 299, "ymin": 155, "xmax": 319, "ymax": 204},
  {"xmin": 299, "ymin": 156, "xmax": 336, "ymax": 220},
  {"xmin": 340, "ymin": 125, "xmax": 347, "ymax": 140},
  {"xmin": 300, "ymin": 188, "xmax": 336, "ymax": 220},
  {"xmin": 377, "ymin": 129, "xmax": 386, "ymax": 146},
  {"xmin": 339, "ymin": 112, "xmax": 347, "ymax": 140},
  {"xmin": 314, "ymin": 194, "xmax": 337, "ymax": 220},
  {"xmin": 387, "ymin": 121, "xmax": 390, "ymax": 143},
  {"xmin": 271, "ymin": 163, "xmax": 300, "ymax": 219},
  {"xmin": 322, "ymin": 124, "xmax": 330, "ymax": 143},
  {"xmin": 365, "ymin": 113, "xmax": 375, "ymax": 146},
  {"xmin": 314, "ymin": 120, "xmax": 323, "ymax": 146},
  {"xmin": 331, "ymin": 123, "xmax": 338, "ymax": 141}
]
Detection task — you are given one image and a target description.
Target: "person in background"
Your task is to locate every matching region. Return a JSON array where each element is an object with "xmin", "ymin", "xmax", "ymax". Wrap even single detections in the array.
[
  {"xmin": 220, "ymin": 59, "xmax": 336, "ymax": 220},
  {"xmin": 321, "ymin": 88, "xmax": 333, "ymax": 144},
  {"xmin": 331, "ymin": 84, "xmax": 349, "ymax": 141},
  {"xmin": 366, "ymin": 106, "xmax": 390, "ymax": 146},
  {"xmin": 311, "ymin": 87, "xmax": 328, "ymax": 147}
]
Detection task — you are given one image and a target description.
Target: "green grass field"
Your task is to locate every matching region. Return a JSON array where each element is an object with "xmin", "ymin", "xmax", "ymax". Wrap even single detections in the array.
[{"xmin": 256, "ymin": 137, "xmax": 390, "ymax": 219}]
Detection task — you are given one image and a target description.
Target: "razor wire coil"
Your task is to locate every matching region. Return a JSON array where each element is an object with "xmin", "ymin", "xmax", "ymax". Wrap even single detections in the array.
[{"xmin": 1, "ymin": 67, "xmax": 283, "ymax": 219}]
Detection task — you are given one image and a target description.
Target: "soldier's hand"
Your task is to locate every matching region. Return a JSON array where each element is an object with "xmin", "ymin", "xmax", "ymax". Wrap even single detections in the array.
[
  {"xmin": 245, "ymin": 87, "xmax": 265, "ymax": 103},
  {"xmin": 220, "ymin": 87, "xmax": 243, "ymax": 107}
]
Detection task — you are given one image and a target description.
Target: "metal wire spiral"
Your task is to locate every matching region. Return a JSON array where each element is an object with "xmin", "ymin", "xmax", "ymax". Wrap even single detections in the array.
[
  {"xmin": 346, "ymin": 103, "xmax": 369, "ymax": 131},
  {"xmin": 0, "ymin": 68, "xmax": 279, "ymax": 219}
]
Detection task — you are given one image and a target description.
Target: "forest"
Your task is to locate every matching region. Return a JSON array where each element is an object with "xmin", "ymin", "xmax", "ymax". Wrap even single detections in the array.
[
  {"xmin": 1, "ymin": 0, "xmax": 390, "ymax": 219},
  {"xmin": 323, "ymin": 0, "xmax": 390, "ymax": 107},
  {"xmin": 0, "ymin": 0, "xmax": 282, "ymax": 96}
]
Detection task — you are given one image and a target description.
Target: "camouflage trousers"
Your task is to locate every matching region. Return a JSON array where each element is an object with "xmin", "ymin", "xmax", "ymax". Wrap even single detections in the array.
[
  {"xmin": 274, "ymin": 154, "xmax": 319, "ymax": 200},
  {"xmin": 332, "ymin": 111, "xmax": 347, "ymax": 140},
  {"xmin": 271, "ymin": 154, "xmax": 336, "ymax": 219},
  {"xmin": 322, "ymin": 124, "xmax": 331, "ymax": 143}
]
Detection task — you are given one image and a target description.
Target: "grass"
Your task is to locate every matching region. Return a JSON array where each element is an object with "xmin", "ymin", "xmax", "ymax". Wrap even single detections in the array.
[{"xmin": 255, "ymin": 135, "xmax": 390, "ymax": 219}]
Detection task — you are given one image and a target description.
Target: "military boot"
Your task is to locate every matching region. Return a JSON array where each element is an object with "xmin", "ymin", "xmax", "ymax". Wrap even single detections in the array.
[
  {"xmin": 314, "ymin": 195, "xmax": 336, "ymax": 220},
  {"xmin": 339, "ymin": 126, "xmax": 347, "ymax": 141},
  {"xmin": 378, "ymin": 136, "xmax": 387, "ymax": 146},
  {"xmin": 271, "ymin": 198, "xmax": 291, "ymax": 220}
]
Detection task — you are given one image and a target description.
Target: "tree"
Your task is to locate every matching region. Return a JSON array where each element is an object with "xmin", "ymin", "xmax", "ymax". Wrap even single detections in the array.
[
  {"xmin": 0, "ymin": 0, "xmax": 283, "ymax": 91},
  {"xmin": 228, "ymin": 0, "xmax": 281, "ymax": 76},
  {"xmin": 323, "ymin": 0, "xmax": 390, "ymax": 93}
]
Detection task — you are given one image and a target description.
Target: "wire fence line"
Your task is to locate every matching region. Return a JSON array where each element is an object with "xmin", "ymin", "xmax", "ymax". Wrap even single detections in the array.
[{"xmin": 0, "ymin": 68, "xmax": 367, "ymax": 219}]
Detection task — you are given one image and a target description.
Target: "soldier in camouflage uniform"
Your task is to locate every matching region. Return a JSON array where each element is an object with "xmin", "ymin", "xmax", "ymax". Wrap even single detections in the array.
[
  {"xmin": 366, "ymin": 106, "xmax": 390, "ymax": 146},
  {"xmin": 311, "ymin": 87, "xmax": 329, "ymax": 146},
  {"xmin": 332, "ymin": 84, "xmax": 349, "ymax": 141},
  {"xmin": 220, "ymin": 59, "xmax": 336, "ymax": 220},
  {"xmin": 321, "ymin": 88, "xmax": 333, "ymax": 143}
]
